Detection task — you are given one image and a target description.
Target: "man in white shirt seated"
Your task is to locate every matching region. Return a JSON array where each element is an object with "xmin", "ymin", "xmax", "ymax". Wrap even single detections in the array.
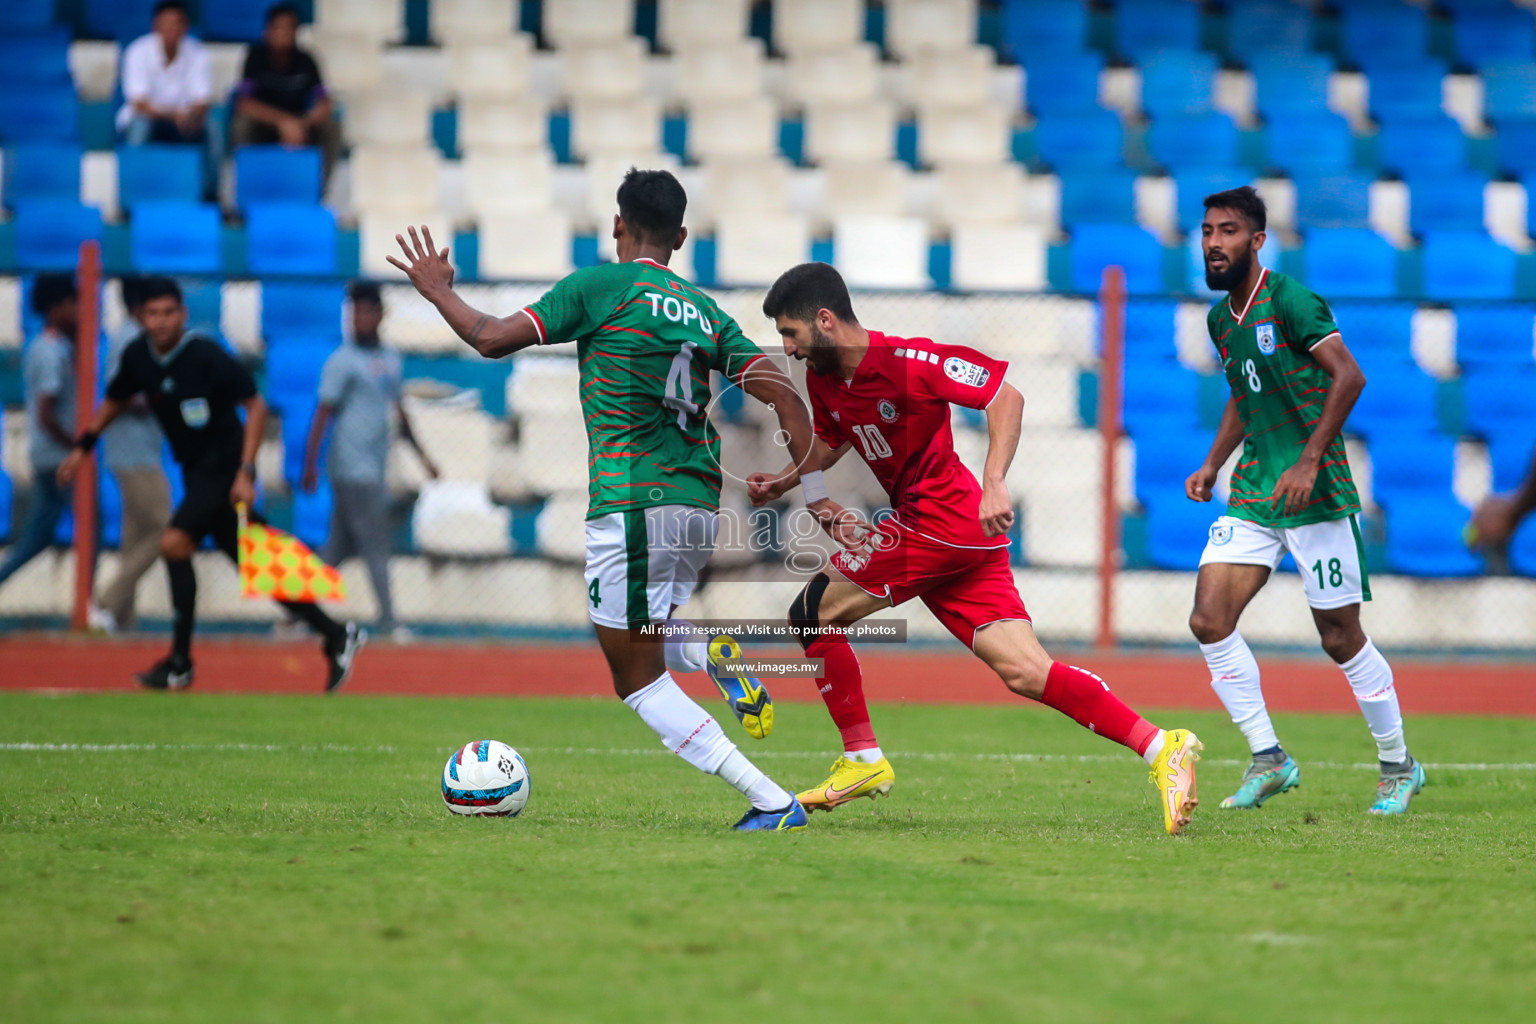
[{"xmin": 116, "ymin": 1, "xmax": 221, "ymax": 200}]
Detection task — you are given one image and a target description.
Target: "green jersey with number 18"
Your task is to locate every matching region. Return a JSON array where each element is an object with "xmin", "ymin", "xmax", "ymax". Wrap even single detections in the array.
[
  {"xmin": 1206, "ymin": 268, "xmax": 1361, "ymax": 528},
  {"xmin": 520, "ymin": 258, "xmax": 768, "ymax": 520}
]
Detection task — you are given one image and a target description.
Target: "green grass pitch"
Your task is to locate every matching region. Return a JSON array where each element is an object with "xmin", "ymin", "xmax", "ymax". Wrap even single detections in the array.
[{"xmin": 3, "ymin": 691, "xmax": 1535, "ymax": 1023}]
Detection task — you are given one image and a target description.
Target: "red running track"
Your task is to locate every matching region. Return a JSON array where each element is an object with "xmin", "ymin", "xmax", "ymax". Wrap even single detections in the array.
[{"xmin": 1, "ymin": 635, "xmax": 1534, "ymax": 715}]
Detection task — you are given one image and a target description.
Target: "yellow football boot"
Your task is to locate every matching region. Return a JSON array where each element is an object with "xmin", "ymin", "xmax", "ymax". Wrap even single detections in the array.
[
  {"xmin": 796, "ymin": 756, "xmax": 896, "ymax": 812},
  {"xmin": 706, "ymin": 635, "xmax": 773, "ymax": 739},
  {"xmin": 1148, "ymin": 729, "xmax": 1203, "ymax": 835}
]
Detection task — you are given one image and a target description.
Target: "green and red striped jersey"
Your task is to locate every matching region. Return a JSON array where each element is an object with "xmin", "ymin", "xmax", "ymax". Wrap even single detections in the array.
[
  {"xmin": 520, "ymin": 258, "xmax": 767, "ymax": 519},
  {"xmin": 1205, "ymin": 268, "xmax": 1361, "ymax": 528}
]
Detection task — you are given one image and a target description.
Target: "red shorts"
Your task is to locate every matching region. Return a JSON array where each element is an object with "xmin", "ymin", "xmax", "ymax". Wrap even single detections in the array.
[{"xmin": 830, "ymin": 524, "xmax": 1030, "ymax": 649}]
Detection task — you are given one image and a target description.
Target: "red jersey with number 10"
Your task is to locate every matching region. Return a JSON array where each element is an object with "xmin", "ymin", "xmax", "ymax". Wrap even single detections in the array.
[{"xmin": 806, "ymin": 332, "xmax": 1009, "ymax": 549}]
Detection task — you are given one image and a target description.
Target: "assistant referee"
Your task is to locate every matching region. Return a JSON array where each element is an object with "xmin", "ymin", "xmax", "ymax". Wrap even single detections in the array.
[{"xmin": 59, "ymin": 277, "xmax": 364, "ymax": 691}]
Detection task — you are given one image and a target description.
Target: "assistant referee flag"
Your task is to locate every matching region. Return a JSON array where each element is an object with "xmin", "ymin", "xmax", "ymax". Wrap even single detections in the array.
[{"xmin": 236, "ymin": 505, "xmax": 346, "ymax": 603}]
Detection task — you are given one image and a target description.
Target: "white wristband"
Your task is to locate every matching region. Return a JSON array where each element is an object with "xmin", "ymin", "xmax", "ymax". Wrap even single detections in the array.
[{"xmin": 800, "ymin": 469, "xmax": 828, "ymax": 504}]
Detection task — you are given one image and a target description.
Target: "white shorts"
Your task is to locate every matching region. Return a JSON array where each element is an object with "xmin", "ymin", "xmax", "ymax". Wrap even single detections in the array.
[
  {"xmin": 1198, "ymin": 513, "xmax": 1371, "ymax": 610},
  {"xmin": 584, "ymin": 505, "xmax": 717, "ymax": 629}
]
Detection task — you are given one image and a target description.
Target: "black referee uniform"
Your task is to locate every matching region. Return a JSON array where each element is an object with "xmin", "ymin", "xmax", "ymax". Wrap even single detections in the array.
[{"xmin": 106, "ymin": 331, "xmax": 359, "ymax": 689}]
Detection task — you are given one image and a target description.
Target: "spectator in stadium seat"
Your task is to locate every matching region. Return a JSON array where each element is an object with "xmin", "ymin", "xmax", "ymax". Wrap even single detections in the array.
[
  {"xmin": 301, "ymin": 282, "xmax": 439, "ymax": 641},
  {"xmin": 90, "ymin": 277, "xmax": 171, "ymax": 633},
  {"xmin": 116, "ymin": 1, "xmax": 221, "ymax": 201},
  {"xmin": 0, "ymin": 275, "xmax": 80, "ymax": 590},
  {"xmin": 231, "ymin": 3, "xmax": 341, "ymax": 187}
]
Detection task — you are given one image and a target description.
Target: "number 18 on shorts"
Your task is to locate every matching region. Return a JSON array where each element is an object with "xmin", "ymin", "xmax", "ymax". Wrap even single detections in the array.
[{"xmin": 1199, "ymin": 514, "xmax": 1371, "ymax": 610}]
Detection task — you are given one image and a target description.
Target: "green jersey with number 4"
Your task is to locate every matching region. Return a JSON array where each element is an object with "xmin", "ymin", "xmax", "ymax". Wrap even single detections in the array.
[
  {"xmin": 1206, "ymin": 268, "xmax": 1361, "ymax": 528},
  {"xmin": 522, "ymin": 258, "xmax": 768, "ymax": 519}
]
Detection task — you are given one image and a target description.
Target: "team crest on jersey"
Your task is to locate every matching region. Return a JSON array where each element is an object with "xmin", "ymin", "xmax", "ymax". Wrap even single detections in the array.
[
  {"xmin": 831, "ymin": 411, "xmax": 841, "ymax": 421},
  {"xmin": 1209, "ymin": 522, "xmax": 1233, "ymax": 546},
  {"xmin": 877, "ymin": 399, "xmax": 899, "ymax": 423},
  {"xmin": 944, "ymin": 356, "xmax": 990, "ymax": 387},
  {"xmin": 179, "ymin": 397, "xmax": 210, "ymax": 429},
  {"xmin": 1255, "ymin": 323, "xmax": 1277, "ymax": 355}
]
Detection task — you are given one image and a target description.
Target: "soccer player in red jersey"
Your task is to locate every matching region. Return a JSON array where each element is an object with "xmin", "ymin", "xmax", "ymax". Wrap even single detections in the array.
[{"xmin": 747, "ymin": 263, "xmax": 1203, "ymax": 835}]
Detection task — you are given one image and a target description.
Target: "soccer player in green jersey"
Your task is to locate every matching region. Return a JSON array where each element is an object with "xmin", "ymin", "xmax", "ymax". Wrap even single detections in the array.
[
  {"xmin": 389, "ymin": 169, "xmax": 850, "ymax": 831},
  {"xmin": 1185, "ymin": 186, "xmax": 1425, "ymax": 815}
]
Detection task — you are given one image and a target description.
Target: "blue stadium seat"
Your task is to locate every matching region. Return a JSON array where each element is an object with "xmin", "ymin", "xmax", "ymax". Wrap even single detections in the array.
[
  {"xmin": 0, "ymin": 441, "xmax": 10, "ymax": 542},
  {"xmin": 1132, "ymin": 424, "xmax": 1214, "ymax": 506},
  {"xmin": 1250, "ymin": 53, "xmax": 1333, "ymax": 117},
  {"xmin": 1341, "ymin": 2, "xmax": 1428, "ymax": 70},
  {"xmin": 1494, "ymin": 118, "xmax": 1536, "ymax": 175},
  {"xmin": 1001, "ymin": 0, "xmax": 1088, "ymax": 62},
  {"xmin": 246, "ymin": 203, "xmax": 337, "ymax": 276},
  {"xmin": 1482, "ymin": 60, "xmax": 1536, "ymax": 119},
  {"xmin": 2, "ymin": 144, "xmax": 83, "ymax": 206},
  {"xmin": 1452, "ymin": 304, "xmax": 1536, "ymax": 366},
  {"xmin": 201, "ymin": 0, "xmax": 272, "ymax": 43},
  {"xmin": 1406, "ymin": 172, "xmax": 1488, "ymax": 235},
  {"xmin": 1265, "ymin": 112, "xmax": 1353, "ymax": 175},
  {"xmin": 1228, "ymin": 2, "xmax": 1312, "ymax": 55},
  {"xmin": 0, "ymin": 30, "xmax": 73, "ymax": 86},
  {"xmin": 1381, "ymin": 495, "xmax": 1483, "ymax": 576},
  {"xmin": 14, "ymin": 200, "xmax": 103, "ymax": 270},
  {"xmin": 117, "ymin": 144, "xmax": 202, "ymax": 208},
  {"xmin": 1349, "ymin": 361, "xmax": 1438, "ymax": 437},
  {"xmin": 1488, "ymin": 426, "xmax": 1536, "ymax": 491},
  {"xmin": 0, "ymin": 0, "xmax": 55, "ymax": 33},
  {"xmin": 1462, "ymin": 364, "xmax": 1536, "ymax": 437},
  {"xmin": 261, "ymin": 282, "xmax": 346, "ymax": 345},
  {"xmin": 1149, "ymin": 113, "xmax": 1239, "ymax": 172},
  {"xmin": 1369, "ymin": 430, "xmax": 1457, "ymax": 502},
  {"xmin": 1174, "ymin": 169, "xmax": 1243, "ymax": 232},
  {"xmin": 1059, "ymin": 169, "xmax": 1137, "ymax": 227},
  {"xmin": 1366, "ymin": 60, "xmax": 1449, "ymax": 123},
  {"xmin": 1124, "ymin": 361, "xmax": 1202, "ymax": 434},
  {"xmin": 1293, "ymin": 173, "xmax": 1372, "ymax": 230},
  {"xmin": 275, "ymin": 394, "xmax": 318, "ymax": 482},
  {"xmin": 1511, "ymin": 516, "xmax": 1536, "ymax": 577},
  {"xmin": 291, "ymin": 480, "xmax": 332, "ymax": 550},
  {"xmin": 130, "ymin": 201, "xmax": 222, "ymax": 273},
  {"xmin": 1024, "ymin": 53, "xmax": 1104, "ymax": 116},
  {"xmin": 85, "ymin": 0, "xmax": 160, "ymax": 42},
  {"xmin": 1330, "ymin": 301, "xmax": 1414, "ymax": 360},
  {"xmin": 0, "ymin": 86, "xmax": 79, "ymax": 143},
  {"xmin": 1069, "ymin": 224, "xmax": 1165, "ymax": 294},
  {"xmin": 1124, "ymin": 299, "xmax": 1180, "ymax": 366},
  {"xmin": 1139, "ymin": 53, "xmax": 1218, "ymax": 118},
  {"xmin": 1422, "ymin": 231, "xmax": 1517, "ymax": 299},
  {"xmin": 1302, "ymin": 228, "xmax": 1398, "ymax": 299},
  {"xmin": 1453, "ymin": 6, "xmax": 1536, "ymax": 68},
  {"xmin": 1113, "ymin": 1, "xmax": 1201, "ymax": 61},
  {"xmin": 1032, "ymin": 108, "xmax": 1124, "ymax": 171},
  {"xmin": 1378, "ymin": 116, "xmax": 1468, "ymax": 177},
  {"xmin": 267, "ymin": 339, "xmax": 336, "ymax": 402},
  {"xmin": 233, "ymin": 146, "xmax": 323, "ymax": 210},
  {"xmin": 1144, "ymin": 498, "xmax": 1217, "ymax": 571}
]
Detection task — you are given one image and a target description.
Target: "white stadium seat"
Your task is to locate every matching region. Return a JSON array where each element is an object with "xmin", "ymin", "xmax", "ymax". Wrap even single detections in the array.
[
  {"xmin": 688, "ymin": 97, "xmax": 778, "ymax": 162},
  {"xmin": 833, "ymin": 215, "xmax": 930, "ymax": 289},
  {"xmin": 445, "ymin": 37, "xmax": 535, "ymax": 99},
  {"xmin": 350, "ymin": 145, "xmax": 442, "ymax": 212},
  {"xmin": 560, "ymin": 39, "xmax": 647, "ymax": 103},
  {"xmin": 700, "ymin": 159, "xmax": 793, "ymax": 227},
  {"xmin": 571, "ymin": 98, "xmax": 662, "ymax": 159},
  {"xmin": 543, "ymin": 0, "xmax": 636, "ymax": 48},
  {"xmin": 918, "ymin": 104, "xmax": 1010, "ymax": 166},
  {"xmin": 304, "ymin": 33, "xmax": 385, "ymax": 97},
  {"xmin": 950, "ymin": 225, "xmax": 1048, "ymax": 292},
  {"xmin": 931, "ymin": 162, "xmax": 1027, "ymax": 228},
  {"xmin": 478, "ymin": 210, "xmax": 576, "ymax": 280},
  {"xmin": 658, "ymin": 0, "xmax": 751, "ymax": 52},
  {"xmin": 822, "ymin": 161, "xmax": 911, "ymax": 220},
  {"xmin": 359, "ymin": 209, "xmax": 454, "ymax": 276},
  {"xmin": 431, "ymin": 0, "xmax": 518, "ymax": 43},
  {"xmin": 887, "ymin": 0, "xmax": 978, "ymax": 60},
  {"xmin": 80, "ymin": 150, "xmax": 119, "ymax": 222},
  {"xmin": 457, "ymin": 97, "xmax": 548, "ymax": 152},
  {"xmin": 1010, "ymin": 428, "xmax": 1103, "ymax": 567},
  {"xmin": 68, "ymin": 41, "xmax": 119, "ymax": 101},
  {"xmin": 342, "ymin": 90, "xmax": 431, "ymax": 146},
  {"xmin": 805, "ymin": 101, "xmax": 896, "ymax": 165},
  {"xmin": 773, "ymin": 0, "xmax": 863, "ymax": 57},
  {"xmin": 673, "ymin": 39, "xmax": 767, "ymax": 106},
  {"xmin": 205, "ymin": 43, "xmax": 247, "ymax": 103},
  {"xmin": 715, "ymin": 215, "xmax": 812, "ymax": 286},
  {"xmin": 462, "ymin": 150, "xmax": 556, "ymax": 219},
  {"xmin": 783, "ymin": 45, "xmax": 882, "ymax": 108},
  {"xmin": 903, "ymin": 46, "xmax": 996, "ymax": 111},
  {"xmin": 315, "ymin": 0, "xmax": 404, "ymax": 42}
]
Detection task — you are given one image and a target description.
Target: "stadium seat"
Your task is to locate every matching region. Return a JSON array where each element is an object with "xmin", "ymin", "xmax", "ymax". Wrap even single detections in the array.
[
  {"xmin": 701, "ymin": 160, "xmax": 792, "ymax": 226},
  {"xmin": 1340, "ymin": 2, "xmax": 1427, "ymax": 70},
  {"xmin": 1264, "ymin": 112, "xmax": 1353, "ymax": 175},
  {"xmin": 343, "ymin": 90, "xmax": 430, "ymax": 147},
  {"xmin": 1144, "ymin": 498, "xmax": 1217, "ymax": 571},
  {"xmin": 199, "ymin": 0, "xmax": 270, "ymax": 42},
  {"xmin": 906, "ymin": 47, "xmax": 997, "ymax": 112},
  {"xmin": 1293, "ymin": 173, "xmax": 1372, "ymax": 231},
  {"xmin": 130, "ymin": 202, "xmax": 221, "ymax": 274},
  {"xmin": 0, "ymin": 0, "xmax": 54, "ymax": 33},
  {"xmin": 1139, "ymin": 52, "xmax": 1218, "ymax": 118},
  {"xmin": 1131, "ymin": 424, "xmax": 1214, "ymax": 506},
  {"xmin": 267, "ymin": 339, "xmax": 336, "ymax": 406},
  {"xmin": 784, "ymin": 45, "xmax": 882, "ymax": 107},
  {"xmin": 1407, "ymin": 172, "xmax": 1488, "ymax": 235},
  {"xmin": 1482, "ymin": 60, "xmax": 1536, "ymax": 120},
  {"xmin": 1227, "ymin": 1, "xmax": 1312, "ymax": 56},
  {"xmin": 1148, "ymin": 113, "xmax": 1239, "ymax": 172},
  {"xmin": 233, "ymin": 146, "xmax": 323, "ymax": 210},
  {"xmin": 1422, "ymin": 231, "xmax": 1517, "ymax": 300},
  {"xmin": 1494, "ymin": 119, "xmax": 1536, "ymax": 176},
  {"xmin": 822, "ymin": 161, "xmax": 911, "ymax": 220},
  {"xmin": 572, "ymin": 98, "xmax": 662, "ymax": 160},
  {"xmin": 117, "ymin": 145, "xmax": 202, "ymax": 209},
  {"xmin": 1173, "ymin": 169, "xmax": 1244, "ymax": 233},
  {"xmin": 949, "ymin": 225, "xmax": 1047, "ymax": 291},
  {"xmin": 1377, "ymin": 115, "xmax": 1468, "ymax": 177},
  {"xmin": 805, "ymin": 102, "xmax": 897, "ymax": 165},
  {"xmin": 0, "ymin": 29, "xmax": 72, "ymax": 85},
  {"xmin": 477, "ymin": 211, "xmax": 575, "ymax": 280},
  {"xmin": 1033, "ymin": 108, "xmax": 1124, "ymax": 172},
  {"xmin": 886, "ymin": 0, "xmax": 978, "ymax": 60},
  {"xmin": 455, "ymin": 98, "xmax": 546, "ymax": 153},
  {"xmin": 291, "ymin": 481, "xmax": 332, "ymax": 551},
  {"xmin": 432, "ymin": 0, "xmax": 519, "ymax": 43},
  {"xmin": 305, "ymin": 33, "xmax": 385, "ymax": 98},
  {"xmin": 714, "ymin": 215, "xmax": 812, "ymax": 287},
  {"xmin": 918, "ymin": 106, "xmax": 1011, "ymax": 167},
  {"xmin": 1381, "ymin": 495, "xmax": 1482, "ymax": 576},
  {"xmin": 445, "ymin": 38, "xmax": 535, "ymax": 100},
  {"xmin": 2, "ymin": 143, "xmax": 82, "ymax": 206},
  {"xmin": 1000, "ymin": 0, "xmax": 1088, "ymax": 63},
  {"xmin": 1511, "ymin": 516, "xmax": 1536, "ymax": 578},
  {"xmin": 462, "ymin": 151, "xmax": 554, "ymax": 218},
  {"xmin": 1250, "ymin": 53, "xmax": 1333, "ymax": 117},
  {"xmin": 14, "ymin": 200, "xmax": 102, "ymax": 270},
  {"xmin": 1302, "ymin": 228, "xmax": 1398, "ymax": 300},
  {"xmin": 1488, "ymin": 427, "xmax": 1536, "ymax": 491},
  {"xmin": 1453, "ymin": 6, "xmax": 1536, "ymax": 68},
  {"xmin": 1113, "ymin": 0, "xmax": 1201, "ymax": 61},
  {"xmin": 1366, "ymin": 60, "xmax": 1448, "ymax": 123},
  {"xmin": 931, "ymin": 162, "xmax": 1028, "ymax": 228},
  {"xmin": 246, "ymin": 204, "xmax": 337, "ymax": 277},
  {"xmin": 350, "ymin": 145, "xmax": 441, "ymax": 212},
  {"xmin": 0, "ymin": 85, "xmax": 79, "ymax": 143},
  {"xmin": 1461, "ymin": 364, "xmax": 1536, "ymax": 438},
  {"xmin": 1023, "ymin": 53, "xmax": 1104, "ymax": 116},
  {"xmin": 1123, "ymin": 299, "xmax": 1179, "ymax": 364},
  {"xmin": 1453, "ymin": 305, "xmax": 1536, "ymax": 366},
  {"xmin": 1069, "ymin": 224, "xmax": 1165, "ymax": 294},
  {"xmin": 773, "ymin": 0, "xmax": 862, "ymax": 58},
  {"xmin": 314, "ymin": 0, "xmax": 404, "ymax": 43},
  {"xmin": 561, "ymin": 39, "xmax": 647, "ymax": 104},
  {"xmin": 1368, "ymin": 430, "xmax": 1456, "ymax": 502},
  {"xmin": 673, "ymin": 39, "xmax": 766, "ymax": 106},
  {"xmin": 85, "ymin": 0, "xmax": 158, "ymax": 41},
  {"xmin": 1059, "ymin": 170, "xmax": 1137, "ymax": 228},
  {"xmin": 689, "ymin": 98, "xmax": 778, "ymax": 163},
  {"xmin": 832, "ymin": 216, "xmax": 930, "ymax": 289},
  {"xmin": 261, "ymin": 282, "xmax": 346, "ymax": 345},
  {"xmin": 1124, "ymin": 361, "xmax": 1202, "ymax": 434},
  {"xmin": 1330, "ymin": 301, "xmax": 1414, "ymax": 361},
  {"xmin": 658, "ymin": 0, "xmax": 751, "ymax": 52}
]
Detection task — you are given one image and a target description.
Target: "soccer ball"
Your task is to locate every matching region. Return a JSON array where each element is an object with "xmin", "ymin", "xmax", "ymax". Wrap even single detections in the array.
[{"xmin": 441, "ymin": 740, "xmax": 531, "ymax": 817}]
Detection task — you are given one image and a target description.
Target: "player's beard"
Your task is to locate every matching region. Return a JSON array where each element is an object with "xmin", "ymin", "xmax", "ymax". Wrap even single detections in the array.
[
  {"xmin": 1205, "ymin": 247, "xmax": 1253, "ymax": 292},
  {"xmin": 805, "ymin": 324, "xmax": 839, "ymax": 377}
]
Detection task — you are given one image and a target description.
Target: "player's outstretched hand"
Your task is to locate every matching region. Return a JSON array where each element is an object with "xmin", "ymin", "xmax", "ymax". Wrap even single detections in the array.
[
  {"xmin": 386, "ymin": 225, "xmax": 454, "ymax": 300},
  {"xmin": 979, "ymin": 479, "xmax": 1014, "ymax": 538},
  {"xmin": 746, "ymin": 471, "xmax": 791, "ymax": 506},
  {"xmin": 1185, "ymin": 464, "xmax": 1217, "ymax": 502},
  {"xmin": 1270, "ymin": 459, "xmax": 1319, "ymax": 516},
  {"xmin": 56, "ymin": 449, "xmax": 85, "ymax": 486}
]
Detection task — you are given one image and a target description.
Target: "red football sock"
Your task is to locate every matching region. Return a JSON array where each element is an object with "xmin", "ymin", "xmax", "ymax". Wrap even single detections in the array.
[
  {"xmin": 807, "ymin": 633, "xmax": 878, "ymax": 753},
  {"xmin": 1039, "ymin": 662, "xmax": 1160, "ymax": 756}
]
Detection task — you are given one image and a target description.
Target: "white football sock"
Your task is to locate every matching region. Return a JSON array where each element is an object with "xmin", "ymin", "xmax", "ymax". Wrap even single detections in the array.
[
  {"xmin": 1201, "ymin": 629, "xmax": 1280, "ymax": 755},
  {"xmin": 1338, "ymin": 638, "xmax": 1408, "ymax": 764},
  {"xmin": 715, "ymin": 749, "xmax": 794, "ymax": 811},
  {"xmin": 662, "ymin": 619, "xmax": 709, "ymax": 675},
  {"xmin": 623, "ymin": 672, "xmax": 735, "ymax": 774},
  {"xmin": 1141, "ymin": 730, "xmax": 1166, "ymax": 766},
  {"xmin": 845, "ymin": 746, "xmax": 885, "ymax": 764}
]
